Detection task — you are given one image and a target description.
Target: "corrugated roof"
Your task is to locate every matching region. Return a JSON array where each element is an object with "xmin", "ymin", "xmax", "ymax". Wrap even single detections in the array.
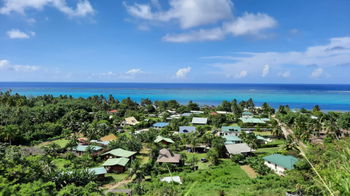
[
  {"xmin": 73, "ymin": 145, "xmax": 102, "ymax": 152},
  {"xmin": 179, "ymin": 126, "xmax": 196, "ymax": 133},
  {"xmin": 191, "ymin": 117, "xmax": 208, "ymax": 124},
  {"xmin": 225, "ymin": 143, "xmax": 254, "ymax": 154},
  {"xmin": 221, "ymin": 126, "xmax": 241, "ymax": 132},
  {"xmin": 154, "ymin": 136, "xmax": 174, "ymax": 144},
  {"xmin": 156, "ymin": 148, "xmax": 181, "ymax": 163},
  {"xmin": 88, "ymin": 167, "xmax": 107, "ymax": 175},
  {"xmin": 102, "ymin": 158, "xmax": 129, "ymax": 167},
  {"xmin": 239, "ymin": 117, "xmax": 266, "ymax": 124},
  {"xmin": 222, "ymin": 135, "xmax": 242, "ymax": 144},
  {"xmin": 100, "ymin": 134, "xmax": 117, "ymax": 142},
  {"xmin": 160, "ymin": 176, "xmax": 182, "ymax": 184},
  {"xmin": 102, "ymin": 148, "xmax": 136, "ymax": 158},
  {"xmin": 263, "ymin": 154, "xmax": 298, "ymax": 170},
  {"xmin": 153, "ymin": 122, "xmax": 169, "ymax": 127}
]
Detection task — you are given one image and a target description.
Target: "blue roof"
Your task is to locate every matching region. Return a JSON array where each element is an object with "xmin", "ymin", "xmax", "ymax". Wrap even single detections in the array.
[
  {"xmin": 179, "ymin": 126, "xmax": 196, "ymax": 133},
  {"xmin": 73, "ymin": 145, "xmax": 102, "ymax": 152},
  {"xmin": 153, "ymin": 122, "xmax": 169, "ymax": 127},
  {"xmin": 181, "ymin": 113, "xmax": 192, "ymax": 117},
  {"xmin": 88, "ymin": 167, "xmax": 107, "ymax": 175}
]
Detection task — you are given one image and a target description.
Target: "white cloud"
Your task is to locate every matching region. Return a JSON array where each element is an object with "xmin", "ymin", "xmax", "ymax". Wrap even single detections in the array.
[
  {"xmin": 6, "ymin": 29, "xmax": 35, "ymax": 39},
  {"xmin": 162, "ymin": 12, "xmax": 277, "ymax": 42},
  {"xmin": 207, "ymin": 36, "xmax": 350, "ymax": 78},
  {"xmin": 124, "ymin": 0, "xmax": 233, "ymax": 29},
  {"xmin": 126, "ymin": 68, "xmax": 142, "ymax": 75},
  {"xmin": 235, "ymin": 70, "xmax": 247, "ymax": 78},
  {"xmin": 262, "ymin": 64, "xmax": 270, "ymax": 77},
  {"xmin": 0, "ymin": 0, "xmax": 94, "ymax": 17},
  {"xmin": 163, "ymin": 28, "xmax": 225, "ymax": 42},
  {"xmin": 0, "ymin": 59, "xmax": 39, "ymax": 72},
  {"xmin": 175, "ymin": 66, "xmax": 191, "ymax": 78},
  {"xmin": 310, "ymin": 68, "xmax": 324, "ymax": 78},
  {"xmin": 278, "ymin": 71, "xmax": 291, "ymax": 78}
]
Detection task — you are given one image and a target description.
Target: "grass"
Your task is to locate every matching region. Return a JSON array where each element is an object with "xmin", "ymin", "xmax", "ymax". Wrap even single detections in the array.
[
  {"xmin": 182, "ymin": 151, "xmax": 209, "ymax": 170},
  {"xmin": 37, "ymin": 139, "xmax": 69, "ymax": 148},
  {"xmin": 255, "ymin": 131, "xmax": 273, "ymax": 136},
  {"xmin": 53, "ymin": 158, "xmax": 71, "ymax": 169},
  {"xmin": 105, "ymin": 173, "xmax": 128, "ymax": 183},
  {"xmin": 256, "ymin": 139, "xmax": 285, "ymax": 155}
]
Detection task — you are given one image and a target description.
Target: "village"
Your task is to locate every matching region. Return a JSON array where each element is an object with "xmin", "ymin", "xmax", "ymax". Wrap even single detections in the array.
[{"xmin": 31, "ymin": 99, "xmax": 304, "ymax": 195}]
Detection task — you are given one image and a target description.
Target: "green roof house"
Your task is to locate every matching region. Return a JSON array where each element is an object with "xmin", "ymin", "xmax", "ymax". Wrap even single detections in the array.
[
  {"xmin": 154, "ymin": 136, "xmax": 175, "ymax": 145},
  {"xmin": 222, "ymin": 135, "xmax": 242, "ymax": 144},
  {"xmin": 103, "ymin": 158, "xmax": 130, "ymax": 173},
  {"xmin": 220, "ymin": 126, "xmax": 241, "ymax": 136},
  {"xmin": 263, "ymin": 154, "xmax": 298, "ymax": 175},
  {"xmin": 102, "ymin": 148, "xmax": 136, "ymax": 158},
  {"xmin": 88, "ymin": 167, "xmax": 107, "ymax": 178},
  {"xmin": 73, "ymin": 145, "xmax": 102, "ymax": 155}
]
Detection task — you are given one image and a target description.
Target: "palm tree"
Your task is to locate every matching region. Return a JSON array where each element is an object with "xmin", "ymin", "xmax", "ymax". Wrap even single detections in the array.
[{"xmin": 1, "ymin": 125, "xmax": 17, "ymax": 145}]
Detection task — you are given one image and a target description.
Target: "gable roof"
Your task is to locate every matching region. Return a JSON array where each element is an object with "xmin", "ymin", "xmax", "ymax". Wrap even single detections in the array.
[
  {"xmin": 160, "ymin": 176, "xmax": 182, "ymax": 184},
  {"xmin": 153, "ymin": 122, "xmax": 169, "ymax": 127},
  {"xmin": 73, "ymin": 145, "xmax": 102, "ymax": 152},
  {"xmin": 179, "ymin": 126, "xmax": 196, "ymax": 133},
  {"xmin": 154, "ymin": 136, "xmax": 174, "ymax": 144},
  {"xmin": 102, "ymin": 148, "xmax": 136, "ymax": 158},
  {"xmin": 222, "ymin": 135, "xmax": 242, "ymax": 144},
  {"xmin": 221, "ymin": 126, "xmax": 241, "ymax": 132},
  {"xmin": 225, "ymin": 143, "xmax": 254, "ymax": 154},
  {"xmin": 102, "ymin": 158, "xmax": 129, "ymax": 167},
  {"xmin": 88, "ymin": 167, "xmax": 107, "ymax": 175},
  {"xmin": 124, "ymin": 117, "xmax": 139, "ymax": 125},
  {"xmin": 100, "ymin": 134, "xmax": 117, "ymax": 142},
  {"xmin": 263, "ymin": 154, "xmax": 298, "ymax": 170},
  {"xmin": 239, "ymin": 117, "xmax": 266, "ymax": 124},
  {"xmin": 156, "ymin": 148, "xmax": 181, "ymax": 163},
  {"xmin": 191, "ymin": 117, "xmax": 208, "ymax": 124}
]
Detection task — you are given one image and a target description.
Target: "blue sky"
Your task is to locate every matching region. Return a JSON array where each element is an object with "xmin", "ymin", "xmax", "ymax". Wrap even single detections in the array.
[{"xmin": 0, "ymin": 0, "xmax": 350, "ymax": 83}]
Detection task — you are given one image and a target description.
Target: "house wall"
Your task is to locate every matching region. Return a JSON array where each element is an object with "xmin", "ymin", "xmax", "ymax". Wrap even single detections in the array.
[
  {"xmin": 107, "ymin": 165, "xmax": 125, "ymax": 173},
  {"xmin": 264, "ymin": 161, "xmax": 286, "ymax": 175}
]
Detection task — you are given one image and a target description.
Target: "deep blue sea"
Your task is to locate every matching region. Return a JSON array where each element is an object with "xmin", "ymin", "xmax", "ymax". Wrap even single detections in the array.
[{"xmin": 1, "ymin": 82, "xmax": 350, "ymax": 111}]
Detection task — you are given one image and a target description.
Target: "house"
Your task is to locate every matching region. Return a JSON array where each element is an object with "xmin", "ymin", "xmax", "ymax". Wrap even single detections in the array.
[
  {"xmin": 242, "ymin": 111, "xmax": 253, "ymax": 117},
  {"xmin": 239, "ymin": 117, "xmax": 266, "ymax": 124},
  {"xmin": 181, "ymin": 113, "xmax": 192, "ymax": 117},
  {"xmin": 222, "ymin": 135, "xmax": 242, "ymax": 144},
  {"xmin": 100, "ymin": 133, "xmax": 117, "ymax": 142},
  {"xmin": 73, "ymin": 144, "xmax": 103, "ymax": 155},
  {"xmin": 217, "ymin": 111, "xmax": 231, "ymax": 114},
  {"xmin": 103, "ymin": 158, "xmax": 130, "ymax": 173},
  {"xmin": 88, "ymin": 167, "xmax": 107, "ymax": 179},
  {"xmin": 263, "ymin": 154, "xmax": 298, "ymax": 175},
  {"xmin": 108, "ymin": 109, "xmax": 118, "ymax": 114},
  {"xmin": 167, "ymin": 114, "xmax": 181, "ymax": 120},
  {"xmin": 160, "ymin": 176, "xmax": 182, "ymax": 184},
  {"xmin": 102, "ymin": 148, "xmax": 136, "ymax": 159},
  {"xmin": 134, "ymin": 128, "xmax": 149, "ymax": 134},
  {"xmin": 191, "ymin": 117, "xmax": 208, "ymax": 125},
  {"xmin": 220, "ymin": 126, "xmax": 241, "ymax": 136},
  {"xmin": 122, "ymin": 117, "xmax": 139, "ymax": 126},
  {"xmin": 153, "ymin": 122, "xmax": 169, "ymax": 128},
  {"xmin": 225, "ymin": 143, "xmax": 254, "ymax": 155},
  {"xmin": 190, "ymin": 110, "xmax": 204, "ymax": 114},
  {"xmin": 156, "ymin": 148, "xmax": 181, "ymax": 164},
  {"xmin": 179, "ymin": 126, "xmax": 196, "ymax": 133},
  {"xmin": 90, "ymin": 140, "xmax": 109, "ymax": 146},
  {"xmin": 256, "ymin": 135, "xmax": 271, "ymax": 144},
  {"xmin": 77, "ymin": 137, "xmax": 89, "ymax": 145},
  {"xmin": 154, "ymin": 136, "xmax": 175, "ymax": 145}
]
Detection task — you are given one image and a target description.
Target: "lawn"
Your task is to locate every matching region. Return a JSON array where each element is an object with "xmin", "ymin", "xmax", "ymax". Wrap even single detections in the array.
[
  {"xmin": 37, "ymin": 139, "xmax": 69, "ymax": 148},
  {"xmin": 254, "ymin": 131, "xmax": 273, "ymax": 136},
  {"xmin": 53, "ymin": 158, "xmax": 71, "ymax": 169},
  {"xmin": 182, "ymin": 151, "xmax": 209, "ymax": 170},
  {"xmin": 256, "ymin": 139, "xmax": 285, "ymax": 155}
]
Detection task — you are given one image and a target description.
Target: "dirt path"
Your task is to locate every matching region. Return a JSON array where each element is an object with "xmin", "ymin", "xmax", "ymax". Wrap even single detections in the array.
[
  {"xmin": 104, "ymin": 179, "xmax": 132, "ymax": 193},
  {"xmin": 240, "ymin": 165, "xmax": 257, "ymax": 178}
]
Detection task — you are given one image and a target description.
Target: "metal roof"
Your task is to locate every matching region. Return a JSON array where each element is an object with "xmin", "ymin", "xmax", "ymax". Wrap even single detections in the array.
[
  {"xmin": 191, "ymin": 117, "xmax": 208, "ymax": 124},
  {"xmin": 179, "ymin": 126, "xmax": 196, "ymax": 133},
  {"xmin": 263, "ymin": 154, "xmax": 298, "ymax": 170},
  {"xmin": 102, "ymin": 158, "xmax": 129, "ymax": 167},
  {"xmin": 102, "ymin": 148, "xmax": 136, "ymax": 158}
]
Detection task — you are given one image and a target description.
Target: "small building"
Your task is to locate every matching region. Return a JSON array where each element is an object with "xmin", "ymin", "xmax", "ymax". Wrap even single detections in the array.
[
  {"xmin": 222, "ymin": 135, "xmax": 242, "ymax": 145},
  {"xmin": 220, "ymin": 126, "xmax": 241, "ymax": 136},
  {"xmin": 88, "ymin": 167, "xmax": 107, "ymax": 179},
  {"xmin": 181, "ymin": 113, "xmax": 192, "ymax": 117},
  {"xmin": 242, "ymin": 111, "xmax": 253, "ymax": 117},
  {"xmin": 239, "ymin": 117, "xmax": 266, "ymax": 124},
  {"xmin": 160, "ymin": 176, "xmax": 182, "ymax": 184},
  {"xmin": 122, "ymin": 117, "xmax": 139, "ymax": 126},
  {"xmin": 190, "ymin": 110, "xmax": 204, "ymax": 114},
  {"xmin": 153, "ymin": 122, "xmax": 169, "ymax": 128},
  {"xmin": 256, "ymin": 135, "xmax": 271, "ymax": 144},
  {"xmin": 103, "ymin": 158, "xmax": 130, "ymax": 173},
  {"xmin": 263, "ymin": 154, "xmax": 298, "ymax": 175},
  {"xmin": 217, "ymin": 111, "xmax": 231, "ymax": 115},
  {"xmin": 102, "ymin": 148, "xmax": 136, "ymax": 159},
  {"xmin": 191, "ymin": 117, "xmax": 208, "ymax": 125},
  {"xmin": 135, "ymin": 128, "xmax": 149, "ymax": 134},
  {"xmin": 90, "ymin": 140, "xmax": 109, "ymax": 146},
  {"xmin": 156, "ymin": 148, "xmax": 181, "ymax": 164},
  {"xmin": 225, "ymin": 143, "xmax": 254, "ymax": 155},
  {"xmin": 73, "ymin": 145, "xmax": 103, "ymax": 155},
  {"xmin": 179, "ymin": 126, "xmax": 196, "ymax": 134},
  {"xmin": 154, "ymin": 136, "xmax": 175, "ymax": 145},
  {"xmin": 100, "ymin": 134, "xmax": 118, "ymax": 142},
  {"xmin": 108, "ymin": 109, "xmax": 118, "ymax": 114}
]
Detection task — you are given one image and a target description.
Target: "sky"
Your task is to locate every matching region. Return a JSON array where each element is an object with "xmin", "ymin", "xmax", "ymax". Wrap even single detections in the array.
[{"xmin": 0, "ymin": 0, "xmax": 350, "ymax": 83}]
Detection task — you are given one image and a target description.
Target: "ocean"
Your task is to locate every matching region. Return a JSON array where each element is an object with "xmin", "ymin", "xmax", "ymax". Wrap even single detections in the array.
[{"xmin": 0, "ymin": 82, "xmax": 350, "ymax": 111}]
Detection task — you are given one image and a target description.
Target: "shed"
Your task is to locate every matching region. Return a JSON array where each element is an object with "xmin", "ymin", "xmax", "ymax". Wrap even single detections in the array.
[
  {"xmin": 179, "ymin": 126, "xmax": 196, "ymax": 133},
  {"xmin": 191, "ymin": 117, "xmax": 208, "ymax": 125}
]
